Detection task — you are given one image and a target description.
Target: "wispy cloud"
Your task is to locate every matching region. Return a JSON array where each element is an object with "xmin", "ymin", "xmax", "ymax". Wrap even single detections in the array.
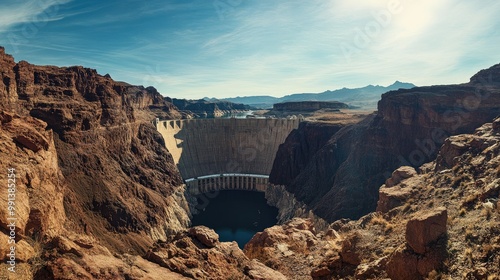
[
  {"xmin": 0, "ymin": 0, "xmax": 71, "ymax": 32},
  {"xmin": 1, "ymin": 0, "xmax": 499, "ymax": 99}
]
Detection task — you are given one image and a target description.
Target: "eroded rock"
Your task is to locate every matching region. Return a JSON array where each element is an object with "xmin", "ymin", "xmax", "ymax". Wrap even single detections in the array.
[
  {"xmin": 405, "ymin": 207, "xmax": 447, "ymax": 254},
  {"xmin": 188, "ymin": 226, "xmax": 219, "ymax": 248},
  {"xmin": 340, "ymin": 232, "xmax": 361, "ymax": 265},
  {"xmin": 385, "ymin": 166, "xmax": 417, "ymax": 188}
]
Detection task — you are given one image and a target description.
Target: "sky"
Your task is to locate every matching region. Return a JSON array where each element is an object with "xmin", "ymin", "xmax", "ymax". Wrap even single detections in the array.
[{"xmin": 1, "ymin": 0, "xmax": 500, "ymax": 99}]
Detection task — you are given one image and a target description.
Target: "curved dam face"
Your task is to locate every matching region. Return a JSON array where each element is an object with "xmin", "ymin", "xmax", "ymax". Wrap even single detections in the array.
[{"xmin": 156, "ymin": 118, "xmax": 300, "ymax": 194}]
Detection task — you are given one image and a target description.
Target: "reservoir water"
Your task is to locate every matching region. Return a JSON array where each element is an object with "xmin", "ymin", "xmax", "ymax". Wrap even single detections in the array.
[{"xmin": 191, "ymin": 190, "xmax": 278, "ymax": 249}]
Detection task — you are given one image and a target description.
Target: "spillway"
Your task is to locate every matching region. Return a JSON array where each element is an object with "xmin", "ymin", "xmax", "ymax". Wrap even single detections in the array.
[{"xmin": 156, "ymin": 118, "xmax": 300, "ymax": 194}]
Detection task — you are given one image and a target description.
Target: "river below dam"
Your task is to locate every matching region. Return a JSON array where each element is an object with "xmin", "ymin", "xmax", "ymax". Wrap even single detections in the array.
[{"xmin": 191, "ymin": 190, "xmax": 278, "ymax": 249}]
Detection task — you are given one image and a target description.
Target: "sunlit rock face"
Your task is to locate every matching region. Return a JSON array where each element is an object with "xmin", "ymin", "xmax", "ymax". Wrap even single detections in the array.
[{"xmin": 0, "ymin": 47, "xmax": 190, "ymax": 255}]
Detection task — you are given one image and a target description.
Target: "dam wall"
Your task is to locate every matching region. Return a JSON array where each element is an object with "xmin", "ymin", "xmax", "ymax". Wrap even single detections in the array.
[
  {"xmin": 156, "ymin": 118, "xmax": 300, "ymax": 193},
  {"xmin": 185, "ymin": 174, "xmax": 269, "ymax": 194}
]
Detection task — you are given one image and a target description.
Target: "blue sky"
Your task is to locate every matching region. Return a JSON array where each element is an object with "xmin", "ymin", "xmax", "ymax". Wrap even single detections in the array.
[{"xmin": 1, "ymin": 0, "xmax": 500, "ymax": 99}]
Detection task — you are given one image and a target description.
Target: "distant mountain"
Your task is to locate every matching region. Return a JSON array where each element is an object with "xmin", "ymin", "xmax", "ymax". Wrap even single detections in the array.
[{"xmin": 221, "ymin": 81, "xmax": 416, "ymax": 109}]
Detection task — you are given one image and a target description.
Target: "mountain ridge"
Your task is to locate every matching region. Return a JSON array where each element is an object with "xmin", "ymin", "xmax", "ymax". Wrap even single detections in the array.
[{"xmin": 220, "ymin": 81, "xmax": 416, "ymax": 109}]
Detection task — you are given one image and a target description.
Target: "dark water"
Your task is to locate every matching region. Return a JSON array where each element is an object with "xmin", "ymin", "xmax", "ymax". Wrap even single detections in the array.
[{"xmin": 191, "ymin": 190, "xmax": 278, "ymax": 248}]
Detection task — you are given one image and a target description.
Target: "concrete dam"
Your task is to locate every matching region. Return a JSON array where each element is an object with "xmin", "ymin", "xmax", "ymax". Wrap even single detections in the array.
[{"xmin": 156, "ymin": 118, "xmax": 300, "ymax": 194}]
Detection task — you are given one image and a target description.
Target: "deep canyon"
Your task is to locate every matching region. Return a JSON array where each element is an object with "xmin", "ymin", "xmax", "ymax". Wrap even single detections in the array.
[{"xmin": 1, "ymin": 47, "xmax": 500, "ymax": 279}]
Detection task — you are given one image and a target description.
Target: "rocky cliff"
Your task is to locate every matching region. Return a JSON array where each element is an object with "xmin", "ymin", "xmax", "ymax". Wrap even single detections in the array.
[
  {"xmin": 0, "ymin": 47, "xmax": 197, "ymax": 278},
  {"xmin": 270, "ymin": 121, "xmax": 344, "ymax": 186},
  {"xmin": 247, "ymin": 118, "xmax": 500, "ymax": 279},
  {"xmin": 1, "ymin": 46, "xmax": 499, "ymax": 279},
  {"xmin": 270, "ymin": 64, "xmax": 500, "ymax": 222}
]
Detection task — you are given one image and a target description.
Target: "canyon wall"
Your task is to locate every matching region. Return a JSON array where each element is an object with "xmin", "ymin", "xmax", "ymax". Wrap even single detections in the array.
[
  {"xmin": 270, "ymin": 121, "xmax": 345, "ymax": 186},
  {"xmin": 0, "ymin": 47, "xmax": 190, "ymax": 255},
  {"xmin": 270, "ymin": 63, "xmax": 500, "ymax": 222}
]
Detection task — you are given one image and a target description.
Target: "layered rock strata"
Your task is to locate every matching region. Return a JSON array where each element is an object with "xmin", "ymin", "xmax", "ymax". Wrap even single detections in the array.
[{"xmin": 270, "ymin": 63, "xmax": 500, "ymax": 221}]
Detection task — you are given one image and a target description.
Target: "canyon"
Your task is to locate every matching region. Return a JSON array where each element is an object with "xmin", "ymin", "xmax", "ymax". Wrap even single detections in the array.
[{"xmin": 0, "ymin": 46, "xmax": 499, "ymax": 279}]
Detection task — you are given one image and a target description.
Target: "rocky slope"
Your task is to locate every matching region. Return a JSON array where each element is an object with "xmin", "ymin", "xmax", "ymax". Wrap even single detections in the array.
[
  {"xmin": 270, "ymin": 63, "xmax": 500, "ymax": 222},
  {"xmin": 145, "ymin": 226, "xmax": 286, "ymax": 279},
  {"xmin": 0, "ymin": 47, "xmax": 196, "ymax": 278},
  {"xmin": 1, "ymin": 46, "xmax": 499, "ymax": 279},
  {"xmin": 248, "ymin": 118, "xmax": 500, "ymax": 279}
]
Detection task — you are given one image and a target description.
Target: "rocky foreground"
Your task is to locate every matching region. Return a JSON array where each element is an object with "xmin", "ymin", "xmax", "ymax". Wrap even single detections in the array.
[
  {"xmin": 0, "ymin": 47, "xmax": 499, "ymax": 279},
  {"xmin": 250, "ymin": 118, "xmax": 500, "ymax": 279}
]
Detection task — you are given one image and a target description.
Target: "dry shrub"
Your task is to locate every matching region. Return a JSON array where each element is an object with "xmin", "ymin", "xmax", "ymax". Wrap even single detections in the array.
[{"xmin": 369, "ymin": 214, "xmax": 394, "ymax": 234}]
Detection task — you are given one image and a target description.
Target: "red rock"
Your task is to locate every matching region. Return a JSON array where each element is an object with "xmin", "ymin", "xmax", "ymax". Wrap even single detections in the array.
[
  {"xmin": 377, "ymin": 184, "xmax": 414, "ymax": 213},
  {"xmin": 405, "ymin": 207, "xmax": 447, "ymax": 254},
  {"xmin": 385, "ymin": 166, "xmax": 417, "ymax": 187},
  {"xmin": 311, "ymin": 266, "xmax": 331, "ymax": 277},
  {"xmin": 188, "ymin": 226, "xmax": 219, "ymax": 248},
  {"xmin": 386, "ymin": 249, "xmax": 420, "ymax": 280},
  {"xmin": 341, "ymin": 233, "xmax": 361, "ymax": 265}
]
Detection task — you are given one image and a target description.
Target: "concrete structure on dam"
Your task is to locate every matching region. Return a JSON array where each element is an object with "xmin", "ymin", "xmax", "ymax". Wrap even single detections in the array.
[{"xmin": 156, "ymin": 118, "xmax": 300, "ymax": 194}]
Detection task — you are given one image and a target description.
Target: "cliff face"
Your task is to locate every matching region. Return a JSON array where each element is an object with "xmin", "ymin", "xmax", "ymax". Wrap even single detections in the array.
[
  {"xmin": 270, "ymin": 63, "xmax": 500, "ymax": 222},
  {"xmin": 248, "ymin": 118, "xmax": 500, "ymax": 279},
  {"xmin": 270, "ymin": 121, "xmax": 344, "ymax": 186},
  {"xmin": 0, "ymin": 112, "xmax": 66, "ymax": 277},
  {"xmin": 0, "ymin": 47, "xmax": 190, "ymax": 255}
]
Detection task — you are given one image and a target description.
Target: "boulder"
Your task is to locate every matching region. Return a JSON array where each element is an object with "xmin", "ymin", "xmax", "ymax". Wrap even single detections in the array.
[
  {"xmin": 188, "ymin": 226, "xmax": 219, "ymax": 248},
  {"xmin": 387, "ymin": 244, "xmax": 448, "ymax": 280},
  {"xmin": 245, "ymin": 260, "xmax": 287, "ymax": 280},
  {"xmin": 311, "ymin": 266, "xmax": 331, "ymax": 278},
  {"xmin": 341, "ymin": 233, "xmax": 361, "ymax": 265},
  {"xmin": 386, "ymin": 249, "xmax": 420, "ymax": 280},
  {"xmin": 405, "ymin": 207, "xmax": 447, "ymax": 254},
  {"xmin": 435, "ymin": 135, "xmax": 470, "ymax": 170},
  {"xmin": 377, "ymin": 185, "xmax": 414, "ymax": 213},
  {"xmin": 385, "ymin": 166, "xmax": 417, "ymax": 187}
]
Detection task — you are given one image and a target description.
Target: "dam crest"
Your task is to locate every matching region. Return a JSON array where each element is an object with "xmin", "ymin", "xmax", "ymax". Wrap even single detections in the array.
[{"xmin": 156, "ymin": 118, "xmax": 300, "ymax": 194}]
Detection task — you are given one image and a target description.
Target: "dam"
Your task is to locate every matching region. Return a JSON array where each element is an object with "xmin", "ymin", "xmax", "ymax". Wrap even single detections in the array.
[{"xmin": 156, "ymin": 118, "xmax": 300, "ymax": 194}]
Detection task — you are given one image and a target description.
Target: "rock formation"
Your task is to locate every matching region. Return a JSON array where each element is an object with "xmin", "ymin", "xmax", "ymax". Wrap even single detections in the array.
[
  {"xmin": 1, "ymin": 46, "xmax": 499, "ymax": 279},
  {"xmin": 270, "ymin": 63, "xmax": 500, "ymax": 222},
  {"xmin": 248, "ymin": 118, "xmax": 500, "ymax": 279},
  {"xmin": 145, "ymin": 226, "xmax": 286, "ymax": 279},
  {"xmin": 0, "ymin": 47, "xmax": 193, "ymax": 278},
  {"xmin": 270, "ymin": 121, "xmax": 344, "ymax": 186}
]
